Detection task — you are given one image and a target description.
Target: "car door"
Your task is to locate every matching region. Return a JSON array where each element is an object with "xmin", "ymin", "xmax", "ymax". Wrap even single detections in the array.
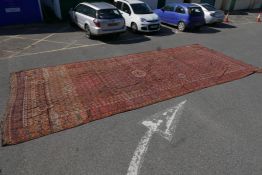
[
  {"xmin": 161, "ymin": 5, "xmax": 175, "ymax": 24},
  {"xmin": 173, "ymin": 6, "xmax": 187, "ymax": 25},
  {"xmin": 74, "ymin": 4, "xmax": 87, "ymax": 29},
  {"xmin": 120, "ymin": 2, "xmax": 132, "ymax": 27}
]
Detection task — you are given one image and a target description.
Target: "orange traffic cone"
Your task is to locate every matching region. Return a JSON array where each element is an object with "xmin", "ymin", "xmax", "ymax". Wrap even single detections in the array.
[
  {"xmin": 256, "ymin": 13, "xmax": 261, "ymax": 23},
  {"xmin": 224, "ymin": 13, "xmax": 229, "ymax": 23}
]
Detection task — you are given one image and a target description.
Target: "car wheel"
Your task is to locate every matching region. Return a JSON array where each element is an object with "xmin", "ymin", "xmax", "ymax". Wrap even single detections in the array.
[
  {"xmin": 131, "ymin": 22, "xmax": 138, "ymax": 33},
  {"xmin": 178, "ymin": 21, "xmax": 186, "ymax": 32},
  {"xmin": 85, "ymin": 24, "xmax": 93, "ymax": 39}
]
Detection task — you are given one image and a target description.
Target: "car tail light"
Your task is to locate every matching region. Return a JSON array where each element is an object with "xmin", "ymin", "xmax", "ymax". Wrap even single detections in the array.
[
  {"xmin": 93, "ymin": 19, "xmax": 101, "ymax": 27},
  {"xmin": 210, "ymin": 13, "xmax": 216, "ymax": 17}
]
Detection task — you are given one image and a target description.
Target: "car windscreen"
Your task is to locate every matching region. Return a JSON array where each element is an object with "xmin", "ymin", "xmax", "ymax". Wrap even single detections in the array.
[
  {"xmin": 188, "ymin": 7, "xmax": 203, "ymax": 16},
  {"xmin": 130, "ymin": 3, "xmax": 153, "ymax": 14},
  {"xmin": 97, "ymin": 9, "xmax": 122, "ymax": 19},
  {"xmin": 202, "ymin": 4, "xmax": 216, "ymax": 11}
]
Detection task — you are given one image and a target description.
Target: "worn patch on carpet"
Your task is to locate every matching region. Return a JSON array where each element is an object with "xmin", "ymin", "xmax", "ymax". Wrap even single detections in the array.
[{"xmin": 1, "ymin": 44, "xmax": 259, "ymax": 145}]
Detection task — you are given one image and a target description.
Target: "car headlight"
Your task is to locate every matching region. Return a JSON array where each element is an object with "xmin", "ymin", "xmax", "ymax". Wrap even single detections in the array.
[{"xmin": 140, "ymin": 18, "xmax": 147, "ymax": 22}]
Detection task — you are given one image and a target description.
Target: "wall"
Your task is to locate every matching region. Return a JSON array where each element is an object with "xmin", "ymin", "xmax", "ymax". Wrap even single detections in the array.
[
  {"xmin": 0, "ymin": 0, "xmax": 43, "ymax": 26},
  {"xmin": 141, "ymin": 0, "xmax": 159, "ymax": 9},
  {"xmin": 234, "ymin": 0, "xmax": 262, "ymax": 10},
  {"xmin": 41, "ymin": 0, "xmax": 62, "ymax": 19},
  {"xmin": 234, "ymin": 0, "xmax": 250, "ymax": 10}
]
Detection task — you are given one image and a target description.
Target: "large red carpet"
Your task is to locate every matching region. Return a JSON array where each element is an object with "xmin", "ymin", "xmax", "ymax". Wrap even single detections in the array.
[{"xmin": 1, "ymin": 44, "xmax": 259, "ymax": 145}]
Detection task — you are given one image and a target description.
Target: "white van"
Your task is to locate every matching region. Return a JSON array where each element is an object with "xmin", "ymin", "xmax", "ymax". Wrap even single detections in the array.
[{"xmin": 114, "ymin": 0, "xmax": 160, "ymax": 32}]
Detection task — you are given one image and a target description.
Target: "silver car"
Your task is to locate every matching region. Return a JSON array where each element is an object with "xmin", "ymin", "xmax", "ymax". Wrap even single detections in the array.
[
  {"xmin": 192, "ymin": 3, "xmax": 224, "ymax": 24},
  {"xmin": 69, "ymin": 2, "xmax": 126, "ymax": 39}
]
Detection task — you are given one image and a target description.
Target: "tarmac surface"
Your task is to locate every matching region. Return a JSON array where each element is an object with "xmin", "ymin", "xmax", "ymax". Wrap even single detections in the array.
[{"xmin": 0, "ymin": 12, "xmax": 262, "ymax": 175}]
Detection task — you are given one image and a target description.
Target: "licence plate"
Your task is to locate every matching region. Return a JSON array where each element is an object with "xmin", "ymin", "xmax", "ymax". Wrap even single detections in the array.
[
  {"xmin": 150, "ymin": 25, "xmax": 158, "ymax": 29},
  {"xmin": 108, "ymin": 23, "xmax": 118, "ymax": 26}
]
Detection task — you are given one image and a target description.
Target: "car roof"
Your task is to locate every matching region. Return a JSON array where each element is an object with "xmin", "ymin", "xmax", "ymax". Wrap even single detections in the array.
[
  {"xmin": 192, "ymin": 3, "xmax": 211, "ymax": 6},
  {"xmin": 116, "ymin": 0, "xmax": 144, "ymax": 4},
  {"xmin": 80, "ymin": 2, "xmax": 116, "ymax": 10},
  {"xmin": 167, "ymin": 3, "xmax": 199, "ymax": 8}
]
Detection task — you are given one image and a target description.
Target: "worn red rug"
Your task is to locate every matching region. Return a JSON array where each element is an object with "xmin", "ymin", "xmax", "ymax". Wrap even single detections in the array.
[{"xmin": 1, "ymin": 44, "xmax": 259, "ymax": 145}]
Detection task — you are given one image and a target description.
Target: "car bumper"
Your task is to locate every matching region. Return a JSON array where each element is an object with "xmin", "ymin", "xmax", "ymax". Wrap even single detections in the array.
[
  {"xmin": 90, "ymin": 26, "xmax": 126, "ymax": 36},
  {"xmin": 138, "ymin": 22, "xmax": 161, "ymax": 32},
  {"xmin": 206, "ymin": 16, "xmax": 224, "ymax": 24}
]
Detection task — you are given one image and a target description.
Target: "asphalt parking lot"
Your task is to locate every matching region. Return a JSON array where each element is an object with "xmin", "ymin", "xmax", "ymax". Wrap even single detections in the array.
[{"xmin": 0, "ymin": 11, "xmax": 262, "ymax": 175}]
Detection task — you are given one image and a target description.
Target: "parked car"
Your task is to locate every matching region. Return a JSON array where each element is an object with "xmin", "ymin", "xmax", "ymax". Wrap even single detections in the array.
[
  {"xmin": 114, "ymin": 0, "xmax": 161, "ymax": 33},
  {"xmin": 69, "ymin": 2, "xmax": 126, "ymax": 39},
  {"xmin": 192, "ymin": 3, "xmax": 225, "ymax": 24},
  {"xmin": 154, "ymin": 3, "xmax": 205, "ymax": 32}
]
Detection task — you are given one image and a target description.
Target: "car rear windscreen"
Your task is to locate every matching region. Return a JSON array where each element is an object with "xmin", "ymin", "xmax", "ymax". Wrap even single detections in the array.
[
  {"xmin": 131, "ymin": 3, "xmax": 153, "ymax": 14},
  {"xmin": 188, "ymin": 7, "xmax": 203, "ymax": 16},
  {"xmin": 202, "ymin": 4, "xmax": 216, "ymax": 11},
  {"xmin": 98, "ymin": 9, "xmax": 122, "ymax": 19}
]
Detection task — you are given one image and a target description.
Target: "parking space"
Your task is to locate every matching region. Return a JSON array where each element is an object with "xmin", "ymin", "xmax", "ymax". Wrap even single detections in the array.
[
  {"xmin": 0, "ymin": 10, "xmax": 260, "ymax": 61},
  {"xmin": 0, "ymin": 23, "xmax": 178, "ymax": 60}
]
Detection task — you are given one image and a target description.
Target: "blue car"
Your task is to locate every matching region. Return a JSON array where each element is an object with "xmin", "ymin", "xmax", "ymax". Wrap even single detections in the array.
[{"xmin": 154, "ymin": 3, "xmax": 205, "ymax": 31}]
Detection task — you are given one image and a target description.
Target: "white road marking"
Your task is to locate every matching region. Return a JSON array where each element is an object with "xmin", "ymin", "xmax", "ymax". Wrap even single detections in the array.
[{"xmin": 127, "ymin": 100, "xmax": 187, "ymax": 175}]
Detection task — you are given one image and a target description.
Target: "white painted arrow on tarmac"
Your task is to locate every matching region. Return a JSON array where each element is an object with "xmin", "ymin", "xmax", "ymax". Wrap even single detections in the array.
[{"xmin": 127, "ymin": 100, "xmax": 187, "ymax": 175}]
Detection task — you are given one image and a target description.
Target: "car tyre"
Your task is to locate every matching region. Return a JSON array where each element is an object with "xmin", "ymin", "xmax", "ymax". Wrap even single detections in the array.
[
  {"xmin": 85, "ymin": 24, "xmax": 93, "ymax": 39},
  {"xmin": 178, "ymin": 21, "xmax": 186, "ymax": 32},
  {"xmin": 131, "ymin": 22, "xmax": 138, "ymax": 33}
]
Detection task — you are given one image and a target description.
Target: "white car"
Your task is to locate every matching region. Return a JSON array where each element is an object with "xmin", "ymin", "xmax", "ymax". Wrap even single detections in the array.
[
  {"xmin": 69, "ymin": 2, "xmax": 126, "ymax": 39},
  {"xmin": 114, "ymin": 0, "xmax": 160, "ymax": 32},
  {"xmin": 192, "ymin": 3, "xmax": 224, "ymax": 24}
]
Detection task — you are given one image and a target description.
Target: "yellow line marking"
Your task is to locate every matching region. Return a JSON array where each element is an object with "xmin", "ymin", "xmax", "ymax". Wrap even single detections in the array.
[
  {"xmin": 4, "ymin": 36, "xmax": 146, "ymax": 59},
  {"xmin": 8, "ymin": 33, "xmax": 56, "ymax": 58},
  {"xmin": 160, "ymin": 24, "xmax": 180, "ymax": 33},
  {"xmin": 13, "ymin": 43, "xmax": 106, "ymax": 57},
  {"xmin": 23, "ymin": 34, "xmax": 55, "ymax": 50},
  {"xmin": 1, "ymin": 49, "xmax": 18, "ymax": 53},
  {"xmin": 8, "ymin": 35, "xmax": 84, "ymax": 46},
  {"xmin": 0, "ymin": 37, "xmax": 15, "ymax": 44},
  {"xmin": 63, "ymin": 40, "xmax": 78, "ymax": 49}
]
